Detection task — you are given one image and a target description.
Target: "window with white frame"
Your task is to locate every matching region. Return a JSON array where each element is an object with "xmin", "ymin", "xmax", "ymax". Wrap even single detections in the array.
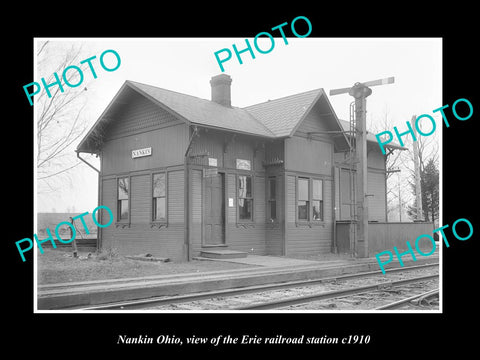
[
  {"xmin": 297, "ymin": 177, "xmax": 324, "ymax": 222},
  {"xmin": 297, "ymin": 177, "xmax": 309, "ymax": 221},
  {"xmin": 153, "ymin": 173, "xmax": 166, "ymax": 221},
  {"xmin": 117, "ymin": 177, "xmax": 129, "ymax": 221},
  {"xmin": 238, "ymin": 175, "xmax": 253, "ymax": 221}
]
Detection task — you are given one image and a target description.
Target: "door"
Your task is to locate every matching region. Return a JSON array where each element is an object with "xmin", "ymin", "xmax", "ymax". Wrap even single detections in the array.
[{"xmin": 204, "ymin": 173, "xmax": 225, "ymax": 245}]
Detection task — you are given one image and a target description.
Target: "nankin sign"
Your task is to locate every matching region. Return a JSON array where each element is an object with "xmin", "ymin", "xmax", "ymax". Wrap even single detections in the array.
[{"xmin": 132, "ymin": 147, "xmax": 152, "ymax": 159}]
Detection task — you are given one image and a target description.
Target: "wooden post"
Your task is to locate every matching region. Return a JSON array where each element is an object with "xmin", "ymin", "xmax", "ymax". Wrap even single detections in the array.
[{"xmin": 69, "ymin": 217, "xmax": 78, "ymax": 258}]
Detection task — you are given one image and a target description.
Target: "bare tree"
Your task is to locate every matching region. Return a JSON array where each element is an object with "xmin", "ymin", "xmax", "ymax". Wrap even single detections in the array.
[
  {"xmin": 36, "ymin": 41, "xmax": 92, "ymax": 194},
  {"xmin": 369, "ymin": 106, "xmax": 410, "ymax": 221},
  {"xmin": 400, "ymin": 116, "xmax": 439, "ymax": 222}
]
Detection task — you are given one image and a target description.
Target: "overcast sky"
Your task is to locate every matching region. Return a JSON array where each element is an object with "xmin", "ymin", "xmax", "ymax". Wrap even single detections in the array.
[{"xmin": 35, "ymin": 37, "xmax": 442, "ymax": 213}]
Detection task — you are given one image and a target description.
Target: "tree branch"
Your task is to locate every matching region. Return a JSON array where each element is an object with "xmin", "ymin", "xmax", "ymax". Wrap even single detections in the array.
[{"xmin": 38, "ymin": 161, "xmax": 82, "ymax": 180}]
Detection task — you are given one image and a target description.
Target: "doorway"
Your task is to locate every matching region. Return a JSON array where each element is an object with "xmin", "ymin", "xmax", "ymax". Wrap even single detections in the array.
[{"xmin": 204, "ymin": 173, "xmax": 225, "ymax": 245}]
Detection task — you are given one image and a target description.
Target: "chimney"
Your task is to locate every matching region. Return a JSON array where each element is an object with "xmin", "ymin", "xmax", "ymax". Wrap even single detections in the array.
[{"xmin": 210, "ymin": 74, "xmax": 232, "ymax": 107}]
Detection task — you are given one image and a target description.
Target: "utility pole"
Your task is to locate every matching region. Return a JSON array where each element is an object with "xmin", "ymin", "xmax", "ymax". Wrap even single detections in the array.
[
  {"xmin": 411, "ymin": 115, "xmax": 423, "ymax": 221},
  {"xmin": 330, "ymin": 77, "xmax": 394, "ymax": 258}
]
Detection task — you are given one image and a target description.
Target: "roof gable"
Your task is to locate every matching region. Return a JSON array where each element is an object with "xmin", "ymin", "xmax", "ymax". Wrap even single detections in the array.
[
  {"xmin": 77, "ymin": 80, "xmax": 277, "ymax": 153},
  {"xmin": 78, "ymin": 79, "xmax": 398, "ymax": 155},
  {"xmin": 127, "ymin": 80, "xmax": 275, "ymax": 138},
  {"xmin": 244, "ymin": 89, "xmax": 351, "ymax": 151}
]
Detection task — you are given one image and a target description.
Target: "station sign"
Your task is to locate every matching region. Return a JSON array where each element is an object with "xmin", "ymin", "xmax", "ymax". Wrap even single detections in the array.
[{"xmin": 132, "ymin": 147, "xmax": 152, "ymax": 159}]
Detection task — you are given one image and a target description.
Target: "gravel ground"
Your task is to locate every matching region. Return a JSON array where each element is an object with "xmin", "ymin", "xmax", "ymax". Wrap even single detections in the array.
[
  {"xmin": 143, "ymin": 267, "xmax": 439, "ymax": 311},
  {"xmin": 36, "ymin": 249, "xmax": 259, "ymax": 285}
]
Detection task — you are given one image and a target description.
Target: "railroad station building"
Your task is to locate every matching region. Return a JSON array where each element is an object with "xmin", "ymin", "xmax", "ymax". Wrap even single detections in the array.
[{"xmin": 76, "ymin": 74, "xmax": 433, "ymax": 261}]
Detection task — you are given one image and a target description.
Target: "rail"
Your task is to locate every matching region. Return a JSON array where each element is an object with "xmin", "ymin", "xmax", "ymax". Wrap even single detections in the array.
[
  {"xmin": 236, "ymin": 274, "xmax": 437, "ymax": 310},
  {"xmin": 375, "ymin": 289, "xmax": 439, "ymax": 310},
  {"xmin": 76, "ymin": 263, "xmax": 439, "ymax": 311}
]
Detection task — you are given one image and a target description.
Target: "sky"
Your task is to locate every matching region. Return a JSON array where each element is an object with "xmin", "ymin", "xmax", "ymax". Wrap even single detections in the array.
[{"xmin": 34, "ymin": 37, "xmax": 442, "ymax": 213}]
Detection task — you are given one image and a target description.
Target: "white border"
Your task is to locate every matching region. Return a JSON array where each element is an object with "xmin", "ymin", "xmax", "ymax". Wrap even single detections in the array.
[{"xmin": 33, "ymin": 37, "xmax": 443, "ymax": 315}]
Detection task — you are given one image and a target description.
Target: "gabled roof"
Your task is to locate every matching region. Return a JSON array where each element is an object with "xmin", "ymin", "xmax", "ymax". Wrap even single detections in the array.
[
  {"xmin": 243, "ymin": 89, "xmax": 323, "ymax": 137},
  {"xmin": 77, "ymin": 79, "xmax": 398, "ymax": 154},
  {"xmin": 127, "ymin": 80, "xmax": 275, "ymax": 138}
]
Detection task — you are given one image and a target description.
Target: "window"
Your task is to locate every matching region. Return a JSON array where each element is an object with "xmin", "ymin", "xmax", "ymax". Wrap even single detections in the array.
[
  {"xmin": 297, "ymin": 177, "xmax": 309, "ymax": 221},
  {"xmin": 238, "ymin": 175, "xmax": 253, "ymax": 220},
  {"xmin": 312, "ymin": 179, "xmax": 323, "ymax": 221},
  {"xmin": 153, "ymin": 173, "xmax": 166, "ymax": 221},
  {"xmin": 296, "ymin": 177, "xmax": 324, "ymax": 222},
  {"xmin": 117, "ymin": 177, "xmax": 129, "ymax": 220},
  {"xmin": 268, "ymin": 177, "xmax": 277, "ymax": 221}
]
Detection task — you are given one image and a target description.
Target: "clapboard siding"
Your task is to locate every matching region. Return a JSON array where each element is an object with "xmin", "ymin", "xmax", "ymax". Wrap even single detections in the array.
[
  {"xmin": 191, "ymin": 169, "xmax": 202, "ymax": 223},
  {"xmin": 190, "ymin": 169, "xmax": 202, "ymax": 255},
  {"xmin": 266, "ymin": 175, "xmax": 284, "ymax": 256},
  {"xmin": 284, "ymin": 136, "xmax": 332, "ymax": 176},
  {"xmin": 189, "ymin": 130, "xmax": 225, "ymax": 168},
  {"xmin": 226, "ymin": 225, "xmax": 267, "ymax": 255},
  {"xmin": 285, "ymin": 175, "xmax": 333, "ymax": 256},
  {"xmin": 367, "ymin": 170, "xmax": 386, "ymax": 222},
  {"xmin": 334, "ymin": 167, "xmax": 340, "ymax": 220},
  {"xmin": 295, "ymin": 104, "xmax": 331, "ymax": 134},
  {"xmin": 334, "ymin": 166, "xmax": 385, "ymax": 222},
  {"xmin": 189, "ymin": 130, "xmax": 265, "ymax": 172},
  {"xmin": 102, "ymin": 224, "xmax": 185, "ymax": 260},
  {"xmin": 130, "ymin": 174, "xmax": 150, "ymax": 223},
  {"xmin": 286, "ymin": 226, "xmax": 332, "ymax": 255},
  {"xmin": 286, "ymin": 175, "xmax": 296, "ymax": 223},
  {"xmin": 265, "ymin": 139, "xmax": 284, "ymax": 164},
  {"xmin": 168, "ymin": 170, "xmax": 185, "ymax": 223},
  {"xmin": 225, "ymin": 136, "xmax": 257, "ymax": 171},
  {"xmin": 102, "ymin": 123, "xmax": 188, "ymax": 175},
  {"xmin": 254, "ymin": 176, "xmax": 265, "ymax": 222},
  {"xmin": 265, "ymin": 229, "xmax": 283, "ymax": 255},
  {"xmin": 368, "ymin": 222, "xmax": 434, "ymax": 254},
  {"xmin": 367, "ymin": 145, "xmax": 386, "ymax": 170},
  {"xmin": 100, "ymin": 178, "xmax": 116, "ymax": 251},
  {"xmin": 227, "ymin": 173, "xmax": 237, "ymax": 224},
  {"xmin": 98, "ymin": 170, "xmax": 185, "ymax": 261},
  {"xmin": 104, "ymin": 90, "xmax": 179, "ymax": 140}
]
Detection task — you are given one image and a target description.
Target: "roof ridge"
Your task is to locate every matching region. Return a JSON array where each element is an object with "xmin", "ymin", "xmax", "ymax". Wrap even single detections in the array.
[
  {"xmin": 126, "ymin": 80, "xmax": 211, "ymax": 103},
  {"xmin": 242, "ymin": 87, "xmax": 323, "ymax": 109}
]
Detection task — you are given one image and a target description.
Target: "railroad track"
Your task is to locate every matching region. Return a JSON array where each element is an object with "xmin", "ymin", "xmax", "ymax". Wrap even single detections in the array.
[
  {"xmin": 78, "ymin": 263, "xmax": 439, "ymax": 311},
  {"xmin": 376, "ymin": 288, "xmax": 440, "ymax": 310},
  {"xmin": 238, "ymin": 274, "xmax": 438, "ymax": 310}
]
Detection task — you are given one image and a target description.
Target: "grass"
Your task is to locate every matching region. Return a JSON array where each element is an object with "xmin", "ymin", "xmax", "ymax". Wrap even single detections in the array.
[{"xmin": 36, "ymin": 248, "xmax": 257, "ymax": 285}]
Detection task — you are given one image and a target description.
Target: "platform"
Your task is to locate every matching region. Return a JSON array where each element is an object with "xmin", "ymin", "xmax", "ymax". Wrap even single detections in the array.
[
  {"xmin": 37, "ymin": 254, "xmax": 440, "ymax": 310},
  {"xmin": 195, "ymin": 254, "xmax": 325, "ymax": 267}
]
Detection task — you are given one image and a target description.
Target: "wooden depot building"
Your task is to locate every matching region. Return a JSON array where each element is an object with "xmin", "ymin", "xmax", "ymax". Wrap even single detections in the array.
[{"xmin": 76, "ymin": 74, "xmax": 431, "ymax": 261}]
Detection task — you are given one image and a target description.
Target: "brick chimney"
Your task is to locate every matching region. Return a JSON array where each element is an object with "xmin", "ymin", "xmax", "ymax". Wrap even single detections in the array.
[{"xmin": 210, "ymin": 74, "xmax": 232, "ymax": 107}]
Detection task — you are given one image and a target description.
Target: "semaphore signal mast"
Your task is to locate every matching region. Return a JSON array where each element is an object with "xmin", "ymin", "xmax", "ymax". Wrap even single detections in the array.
[{"xmin": 330, "ymin": 77, "xmax": 395, "ymax": 257}]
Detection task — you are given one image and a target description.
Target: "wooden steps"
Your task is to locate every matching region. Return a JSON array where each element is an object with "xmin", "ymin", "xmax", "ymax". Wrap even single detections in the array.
[{"xmin": 199, "ymin": 249, "xmax": 248, "ymax": 259}]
